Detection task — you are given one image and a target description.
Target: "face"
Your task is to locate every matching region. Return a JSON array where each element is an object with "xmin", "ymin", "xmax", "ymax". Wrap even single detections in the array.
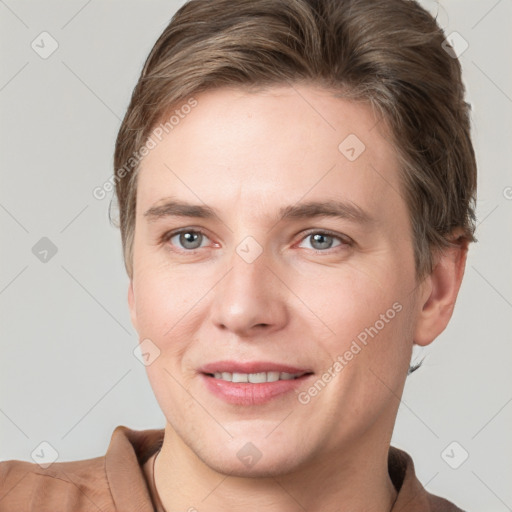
[{"xmin": 128, "ymin": 84, "xmax": 425, "ymax": 477}]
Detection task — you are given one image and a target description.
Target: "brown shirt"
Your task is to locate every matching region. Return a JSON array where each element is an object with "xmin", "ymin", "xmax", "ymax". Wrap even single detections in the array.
[{"xmin": 0, "ymin": 425, "xmax": 464, "ymax": 511}]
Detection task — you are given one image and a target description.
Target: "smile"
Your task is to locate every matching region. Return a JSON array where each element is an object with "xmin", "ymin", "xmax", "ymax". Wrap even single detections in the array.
[
  {"xmin": 199, "ymin": 362, "xmax": 314, "ymax": 405},
  {"xmin": 207, "ymin": 371, "xmax": 307, "ymax": 383}
]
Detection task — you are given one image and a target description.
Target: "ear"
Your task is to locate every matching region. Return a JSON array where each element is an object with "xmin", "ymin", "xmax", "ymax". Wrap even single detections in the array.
[
  {"xmin": 413, "ymin": 236, "xmax": 469, "ymax": 346},
  {"xmin": 128, "ymin": 279, "xmax": 138, "ymax": 332}
]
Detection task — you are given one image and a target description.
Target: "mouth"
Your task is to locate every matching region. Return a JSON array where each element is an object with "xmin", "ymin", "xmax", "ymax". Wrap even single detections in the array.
[
  {"xmin": 205, "ymin": 371, "xmax": 309, "ymax": 383},
  {"xmin": 199, "ymin": 361, "xmax": 314, "ymax": 405}
]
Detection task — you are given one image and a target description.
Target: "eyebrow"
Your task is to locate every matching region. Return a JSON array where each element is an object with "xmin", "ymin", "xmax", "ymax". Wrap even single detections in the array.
[{"xmin": 143, "ymin": 198, "xmax": 373, "ymax": 225}]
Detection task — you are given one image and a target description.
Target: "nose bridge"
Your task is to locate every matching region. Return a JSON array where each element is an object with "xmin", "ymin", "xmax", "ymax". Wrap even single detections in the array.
[{"xmin": 209, "ymin": 242, "xmax": 287, "ymax": 336}]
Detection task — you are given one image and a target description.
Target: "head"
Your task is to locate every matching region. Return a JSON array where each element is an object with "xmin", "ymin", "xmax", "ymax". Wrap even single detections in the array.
[{"xmin": 114, "ymin": 0, "xmax": 476, "ymax": 477}]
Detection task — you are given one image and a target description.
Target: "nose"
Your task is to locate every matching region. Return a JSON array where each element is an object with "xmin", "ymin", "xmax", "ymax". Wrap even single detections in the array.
[{"xmin": 209, "ymin": 249, "xmax": 289, "ymax": 338}]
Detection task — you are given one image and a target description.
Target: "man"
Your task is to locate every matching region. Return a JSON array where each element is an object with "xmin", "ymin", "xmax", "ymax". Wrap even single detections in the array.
[{"xmin": 0, "ymin": 0, "xmax": 476, "ymax": 510}]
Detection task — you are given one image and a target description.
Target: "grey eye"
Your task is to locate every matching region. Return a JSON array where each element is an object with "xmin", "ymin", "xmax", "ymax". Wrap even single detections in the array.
[
  {"xmin": 300, "ymin": 233, "xmax": 342, "ymax": 251},
  {"xmin": 170, "ymin": 230, "xmax": 207, "ymax": 250}
]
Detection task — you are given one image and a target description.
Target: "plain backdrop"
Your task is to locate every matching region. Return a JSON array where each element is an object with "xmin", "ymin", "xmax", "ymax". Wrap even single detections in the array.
[{"xmin": 1, "ymin": 1, "xmax": 511, "ymax": 510}]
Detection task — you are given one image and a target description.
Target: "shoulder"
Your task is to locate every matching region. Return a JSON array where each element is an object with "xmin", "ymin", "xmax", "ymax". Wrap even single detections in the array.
[
  {"xmin": 0, "ymin": 455, "xmax": 114, "ymax": 512},
  {"xmin": 425, "ymin": 492, "xmax": 467, "ymax": 512},
  {"xmin": 0, "ymin": 425, "xmax": 164, "ymax": 512},
  {"xmin": 389, "ymin": 446, "xmax": 466, "ymax": 512}
]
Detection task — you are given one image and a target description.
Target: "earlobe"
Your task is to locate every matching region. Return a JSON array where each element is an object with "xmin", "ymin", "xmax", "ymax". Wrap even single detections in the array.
[
  {"xmin": 413, "ymin": 238, "xmax": 469, "ymax": 347},
  {"xmin": 128, "ymin": 279, "xmax": 138, "ymax": 332}
]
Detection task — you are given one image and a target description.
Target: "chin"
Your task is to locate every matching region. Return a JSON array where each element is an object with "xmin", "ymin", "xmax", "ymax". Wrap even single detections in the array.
[
  {"xmin": 184, "ymin": 431, "xmax": 310, "ymax": 479},
  {"xmin": 200, "ymin": 449, "xmax": 304, "ymax": 479}
]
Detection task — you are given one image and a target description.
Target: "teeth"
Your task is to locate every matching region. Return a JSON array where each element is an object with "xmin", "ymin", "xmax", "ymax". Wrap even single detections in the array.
[
  {"xmin": 267, "ymin": 371, "xmax": 280, "ymax": 382},
  {"xmin": 248, "ymin": 372, "xmax": 267, "ymax": 383},
  {"xmin": 210, "ymin": 371, "xmax": 304, "ymax": 383}
]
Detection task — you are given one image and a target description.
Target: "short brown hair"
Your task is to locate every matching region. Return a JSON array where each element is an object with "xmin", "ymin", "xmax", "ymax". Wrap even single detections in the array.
[{"xmin": 114, "ymin": 0, "xmax": 477, "ymax": 279}]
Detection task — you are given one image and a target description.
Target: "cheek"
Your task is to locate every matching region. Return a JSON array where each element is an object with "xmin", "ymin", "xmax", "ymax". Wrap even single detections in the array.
[
  {"xmin": 133, "ymin": 266, "xmax": 201, "ymax": 416},
  {"xmin": 294, "ymin": 262, "xmax": 417, "ymax": 411},
  {"xmin": 131, "ymin": 261, "xmax": 214, "ymax": 394},
  {"xmin": 132, "ymin": 261, "xmax": 203, "ymax": 339},
  {"xmin": 315, "ymin": 275, "xmax": 414, "ymax": 409},
  {"xmin": 293, "ymin": 261, "xmax": 410, "ymax": 341}
]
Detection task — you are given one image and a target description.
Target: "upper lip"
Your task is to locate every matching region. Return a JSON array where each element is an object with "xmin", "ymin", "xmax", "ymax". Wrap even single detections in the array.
[{"xmin": 199, "ymin": 361, "xmax": 313, "ymax": 375}]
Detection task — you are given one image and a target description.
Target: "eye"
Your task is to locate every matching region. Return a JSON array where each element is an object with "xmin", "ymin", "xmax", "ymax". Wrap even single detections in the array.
[
  {"xmin": 162, "ymin": 228, "xmax": 351, "ymax": 253},
  {"xmin": 165, "ymin": 229, "xmax": 211, "ymax": 251},
  {"xmin": 297, "ymin": 231, "xmax": 350, "ymax": 251}
]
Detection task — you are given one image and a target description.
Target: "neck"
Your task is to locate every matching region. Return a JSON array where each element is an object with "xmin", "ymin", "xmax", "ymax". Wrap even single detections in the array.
[{"xmin": 154, "ymin": 425, "xmax": 398, "ymax": 512}]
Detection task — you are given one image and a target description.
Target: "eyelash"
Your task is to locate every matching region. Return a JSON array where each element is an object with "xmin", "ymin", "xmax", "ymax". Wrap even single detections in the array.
[{"xmin": 161, "ymin": 228, "xmax": 353, "ymax": 254}]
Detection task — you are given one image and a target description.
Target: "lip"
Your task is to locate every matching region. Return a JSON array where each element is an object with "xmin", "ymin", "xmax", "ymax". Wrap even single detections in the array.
[
  {"xmin": 199, "ymin": 361, "xmax": 311, "ymax": 374},
  {"xmin": 199, "ymin": 361, "xmax": 314, "ymax": 406}
]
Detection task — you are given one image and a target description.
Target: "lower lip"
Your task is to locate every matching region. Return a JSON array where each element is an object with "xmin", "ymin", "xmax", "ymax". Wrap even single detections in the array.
[{"xmin": 201, "ymin": 374, "xmax": 312, "ymax": 405}]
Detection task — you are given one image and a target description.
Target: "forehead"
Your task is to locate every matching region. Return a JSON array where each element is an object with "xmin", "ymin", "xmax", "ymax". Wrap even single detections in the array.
[{"xmin": 136, "ymin": 85, "xmax": 405, "ymax": 226}]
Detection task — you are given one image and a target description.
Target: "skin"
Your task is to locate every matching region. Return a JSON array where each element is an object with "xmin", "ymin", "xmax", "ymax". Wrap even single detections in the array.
[{"xmin": 128, "ymin": 84, "xmax": 468, "ymax": 512}]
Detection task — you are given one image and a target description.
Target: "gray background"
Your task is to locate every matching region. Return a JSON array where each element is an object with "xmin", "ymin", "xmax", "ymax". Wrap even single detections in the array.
[{"xmin": 1, "ymin": 0, "xmax": 511, "ymax": 510}]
